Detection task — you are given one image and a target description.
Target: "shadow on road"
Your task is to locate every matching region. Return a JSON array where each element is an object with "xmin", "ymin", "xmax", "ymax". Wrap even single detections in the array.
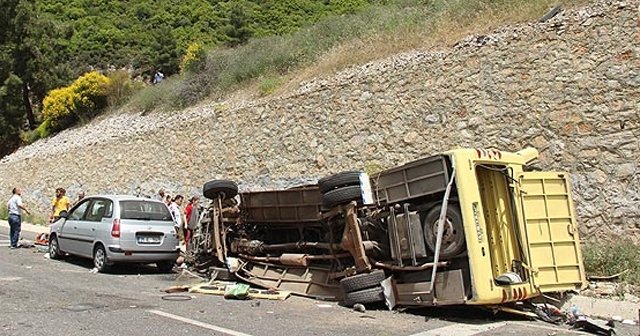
[
  {"xmin": 400, "ymin": 305, "xmax": 533, "ymax": 324},
  {"xmin": 59, "ymin": 255, "xmax": 177, "ymax": 276}
]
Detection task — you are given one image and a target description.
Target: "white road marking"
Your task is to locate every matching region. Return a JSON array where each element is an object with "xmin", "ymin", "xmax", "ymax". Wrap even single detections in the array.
[
  {"xmin": 0, "ymin": 277, "xmax": 23, "ymax": 281},
  {"xmin": 148, "ymin": 310, "xmax": 253, "ymax": 336},
  {"xmin": 1, "ymin": 239, "xmax": 10, "ymax": 247},
  {"xmin": 408, "ymin": 322, "xmax": 506, "ymax": 336}
]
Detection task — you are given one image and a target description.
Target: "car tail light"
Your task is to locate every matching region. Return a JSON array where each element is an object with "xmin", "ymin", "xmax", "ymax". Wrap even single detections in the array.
[{"xmin": 111, "ymin": 218, "xmax": 121, "ymax": 238}]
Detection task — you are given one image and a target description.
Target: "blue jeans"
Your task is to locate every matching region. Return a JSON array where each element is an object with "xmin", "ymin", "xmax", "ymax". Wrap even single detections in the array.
[{"xmin": 8, "ymin": 214, "xmax": 21, "ymax": 247}]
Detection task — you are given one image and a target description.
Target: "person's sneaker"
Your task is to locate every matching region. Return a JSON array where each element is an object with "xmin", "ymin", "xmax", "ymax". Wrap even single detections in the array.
[{"xmin": 9, "ymin": 246, "xmax": 17, "ymax": 249}]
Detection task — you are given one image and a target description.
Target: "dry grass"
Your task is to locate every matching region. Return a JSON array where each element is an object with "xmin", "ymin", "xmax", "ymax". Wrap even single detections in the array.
[
  {"xmin": 583, "ymin": 239, "xmax": 640, "ymax": 285},
  {"xmin": 294, "ymin": 0, "xmax": 591, "ymax": 84},
  {"xmin": 131, "ymin": 0, "xmax": 594, "ymax": 111}
]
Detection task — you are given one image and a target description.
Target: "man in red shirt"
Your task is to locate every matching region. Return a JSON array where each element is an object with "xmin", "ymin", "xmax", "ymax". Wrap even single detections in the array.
[{"xmin": 184, "ymin": 196, "xmax": 200, "ymax": 249}]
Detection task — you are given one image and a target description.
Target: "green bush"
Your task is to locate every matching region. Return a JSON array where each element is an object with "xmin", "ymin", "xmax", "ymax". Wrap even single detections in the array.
[
  {"xmin": 106, "ymin": 70, "xmax": 142, "ymax": 107},
  {"xmin": 129, "ymin": 76, "xmax": 178, "ymax": 113},
  {"xmin": 583, "ymin": 240, "xmax": 640, "ymax": 285},
  {"xmin": 258, "ymin": 76, "xmax": 284, "ymax": 96},
  {"xmin": 21, "ymin": 119, "xmax": 53, "ymax": 144},
  {"xmin": 180, "ymin": 42, "xmax": 207, "ymax": 74},
  {"xmin": 0, "ymin": 207, "xmax": 7, "ymax": 220}
]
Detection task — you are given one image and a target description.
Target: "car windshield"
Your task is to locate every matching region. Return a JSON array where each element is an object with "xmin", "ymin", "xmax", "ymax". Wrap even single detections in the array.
[{"xmin": 119, "ymin": 200, "xmax": 173, "ymax": 222}]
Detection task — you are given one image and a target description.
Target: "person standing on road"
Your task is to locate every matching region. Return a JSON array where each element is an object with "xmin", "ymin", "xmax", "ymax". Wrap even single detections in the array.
[
  {"xmin": 184, "ymin": 196, "xmax": 200, "ymax": 249},
  {"xmin": 49, "ymin": 188, "xmax": 71, "ymax": 223},
  {"xmin": 168, "ymin": 195, "xmax": 185, "ymax": 243},
  {"xmin": 7, "ymin": 188, "xmax": 30, "ymax": 249}
]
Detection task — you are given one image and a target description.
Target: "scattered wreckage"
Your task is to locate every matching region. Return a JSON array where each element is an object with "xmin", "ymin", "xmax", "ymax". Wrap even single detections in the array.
[{"xmin": 185, "ymin": 147, "xmax": 587, "ymax": 310}]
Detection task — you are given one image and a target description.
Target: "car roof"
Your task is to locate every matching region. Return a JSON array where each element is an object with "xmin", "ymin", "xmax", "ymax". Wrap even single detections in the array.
[{"xmin": 85, "ymin": 195, "xmax": 165, "ymax": 203}]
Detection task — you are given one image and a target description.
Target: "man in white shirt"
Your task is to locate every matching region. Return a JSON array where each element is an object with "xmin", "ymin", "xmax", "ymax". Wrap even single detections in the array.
[
  {"xmin": 168, "ymin": 195, "xmax": 185, "ymax": 242},
  {"xmin": 7, "ymin": 187, "xmax": 30, "ymax": 249}
]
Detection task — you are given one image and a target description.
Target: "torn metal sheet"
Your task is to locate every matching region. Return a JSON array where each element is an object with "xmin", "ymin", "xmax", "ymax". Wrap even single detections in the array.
[
  {"xmin": 572, "ymin": 318, "xmax": 615, "ymax": 336},
  {"xmin": 381, "ymin": 276, "xmax": 395, "ymax": 310},
  {"xmin": 235, "ymin": 260, "xmax": 342, "ymax": 301}
]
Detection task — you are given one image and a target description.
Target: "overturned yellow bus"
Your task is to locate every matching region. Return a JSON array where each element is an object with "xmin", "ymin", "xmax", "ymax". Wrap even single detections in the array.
[{"xmin": 190, "ymin": 147, "xmax": 586, "ymax": 308}]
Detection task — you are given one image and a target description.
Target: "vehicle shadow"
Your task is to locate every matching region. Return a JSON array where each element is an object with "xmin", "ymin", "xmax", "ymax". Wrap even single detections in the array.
[
  {"xmin": 60, "ymin": 255, "xmax": 175, "ymax": 275},
  {"xmin": 403, "ymin": 305, "xmax": 533, "ymax": 324}
]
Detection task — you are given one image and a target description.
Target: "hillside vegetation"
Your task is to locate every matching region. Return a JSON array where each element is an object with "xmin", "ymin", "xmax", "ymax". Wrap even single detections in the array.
[
  {"xmin": 36, "ymin": 0, "xmax": 371, "ymax": 76},
  {"xmin": 132, "ymin": 0, "xmax": 589, "ymax": 112},
  {"xmin": 1, "ymin": 0, "xmax": 589, "ymax": 159}
]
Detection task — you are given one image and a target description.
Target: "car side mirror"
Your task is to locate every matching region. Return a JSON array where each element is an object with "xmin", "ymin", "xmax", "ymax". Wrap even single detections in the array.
[{"xmin": 59, "ymin": 211, "xmax": 69, "ymax": 219}]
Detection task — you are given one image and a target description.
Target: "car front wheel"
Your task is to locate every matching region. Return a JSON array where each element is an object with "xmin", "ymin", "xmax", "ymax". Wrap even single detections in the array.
[{"xmin": 49, "ymin": 235, "xmax": 63, "ymax": 260}]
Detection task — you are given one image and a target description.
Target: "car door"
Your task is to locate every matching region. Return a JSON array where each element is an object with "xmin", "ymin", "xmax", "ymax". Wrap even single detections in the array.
[
  {"xmin": 58, "ymin": 199, "xmax": 91, "ymax": 255},
  {"xmin": 76, "ymin": 198, "xmax": 113, "ymax": 257}
]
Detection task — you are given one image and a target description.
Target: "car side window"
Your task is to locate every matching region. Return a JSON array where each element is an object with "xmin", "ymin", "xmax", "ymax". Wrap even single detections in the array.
[
  {"xmin": 68, "ymin": 200, "xmax": 90, "ymax": 220},
  {"xmin": 86, "ymin": 199, "xmax": 113, "ymax": 222}
]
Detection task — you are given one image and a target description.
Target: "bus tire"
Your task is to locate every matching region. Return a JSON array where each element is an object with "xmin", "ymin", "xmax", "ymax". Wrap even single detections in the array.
[
  {"xmin": 321, "ymin": 185, "xmax": 363, "ymax": 208},
  {"xmin": 342, "ymin": 287, "xmax": 385, "ymax": 307},
  {"xmin": 318, "ymin": 171, "xmax": 363, "ymax": 193},
  {"xmin": 423, "ymin": 204, "xmax": 466, "ymax": 258},
  {"xmin": 340, "ymin": 270, "xmax": 386, "ymax": 293},
  {"xmin": 203, "ymin": 180, "xmax": 238, "ymax": 200}
]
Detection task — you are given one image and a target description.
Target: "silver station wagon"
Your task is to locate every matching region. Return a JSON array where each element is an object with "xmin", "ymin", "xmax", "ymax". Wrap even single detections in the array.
[{"xmin": 48, "ymin": 195, "xmax": 180, "ymax": 272}]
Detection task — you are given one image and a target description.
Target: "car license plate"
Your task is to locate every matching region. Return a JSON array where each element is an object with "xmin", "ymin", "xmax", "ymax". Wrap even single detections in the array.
[{"xmin": 137, "ymin": 236, "xmax": 161, "ymax": 244}]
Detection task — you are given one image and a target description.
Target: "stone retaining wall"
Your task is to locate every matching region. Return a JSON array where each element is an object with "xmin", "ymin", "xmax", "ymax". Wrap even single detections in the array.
[{"xmin": 0, "ymin": 0, "xmax": 638, "ymax": 240}]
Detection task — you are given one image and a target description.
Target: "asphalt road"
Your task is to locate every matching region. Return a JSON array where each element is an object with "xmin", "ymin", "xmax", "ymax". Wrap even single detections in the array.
[{"xmin": 0, "ymin": 226, "xmax": 592, "ymax": 336}]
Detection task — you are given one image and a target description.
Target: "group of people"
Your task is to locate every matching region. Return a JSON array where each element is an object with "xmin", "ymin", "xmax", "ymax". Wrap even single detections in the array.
[
  {"xmin": 6, "ymin": 186, "xmax": 199, "ymax": 249},
  {"xmin": 5, "ymin": 187, "xmax": 85, "ymax": 248},
  {"xmin": 158, "ymin": 188, "xmax": 200, "ymax": 249}
]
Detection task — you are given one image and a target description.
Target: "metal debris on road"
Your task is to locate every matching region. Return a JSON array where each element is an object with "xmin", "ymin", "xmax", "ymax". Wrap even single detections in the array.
[
  {"xmin": 164, "ymin": 280, "xmax": 291, "ymax": 301},
  {"xmin": 163, "ymin": 285, "xmax": 190, "ymax": 293},
  {"xmin": 571, "ymin": 318, "xmax": 615, "ymax": 336},
  {"xmin": 587, "ymin": 270, "xmax": 629, "ymax": 281},
  {"xmin": 161, "ymin": 294, "xmax": 193, "ymax": 301}
]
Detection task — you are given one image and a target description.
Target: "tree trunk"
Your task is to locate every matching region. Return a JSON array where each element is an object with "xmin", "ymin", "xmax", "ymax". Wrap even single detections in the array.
[{"xmin": 22, "ymin": 82, "xmax": 36, "ymax": 130}]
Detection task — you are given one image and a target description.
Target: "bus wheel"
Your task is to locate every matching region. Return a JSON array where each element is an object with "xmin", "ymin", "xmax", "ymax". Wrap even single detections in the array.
[{"xmin": 423, "ymin": 204, "xmax": 466, "ymax": 258}]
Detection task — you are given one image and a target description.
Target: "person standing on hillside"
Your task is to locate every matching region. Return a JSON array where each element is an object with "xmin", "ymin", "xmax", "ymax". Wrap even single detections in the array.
[
  {"xmin": 49, "ymin": 188, "xmax": 71, "ymax": 223},
  {"xmin": 7, "ymin": 188, "xmax": 30, "ymax": 249},
  {"xmin": 158, "ymin": 188, "xmax": 166, "ymax": 202},
  {"xmin": 153, "ymin": 70, "xmax": 164, "ymax": 84}
]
